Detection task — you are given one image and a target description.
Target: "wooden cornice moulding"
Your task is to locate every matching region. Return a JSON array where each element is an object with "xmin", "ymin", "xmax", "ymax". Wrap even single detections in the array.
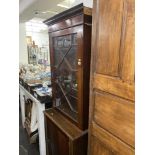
[{"xmin": 44, "ymin": 3, "xmax": 85, "ymax": 26}]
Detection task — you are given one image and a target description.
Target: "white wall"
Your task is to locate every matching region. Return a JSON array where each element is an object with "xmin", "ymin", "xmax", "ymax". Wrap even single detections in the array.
[
  {"xmin": 83, "ymin": 0, "xmax": 93, "ymax": 8},
  {"xmin": 26, "ymin": 31, "xmax": 49, "ymax": 48},
  {"xmin": 19, "ymin": 23, "xmax": 28, "ymax": 64}
]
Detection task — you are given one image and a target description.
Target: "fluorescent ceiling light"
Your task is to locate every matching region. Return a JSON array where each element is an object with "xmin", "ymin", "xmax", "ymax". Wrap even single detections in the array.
[
  {"xmin": 57, "ymin": 4, "xmax": 69, "ymax": 9},
  {"xmin": 42, "ymin": 10, "xmax": 58, "ymax": 14},
  {"xmin": 69, "ymin": 0, "xmax": 76, "ymax": 3},
  {"xmin": 50, "ymin": 11, "xmax": 58, "ymax": 14},
  {"xmin": 57, "ymin": 0, "xmax": 76, "ymax": 9}
]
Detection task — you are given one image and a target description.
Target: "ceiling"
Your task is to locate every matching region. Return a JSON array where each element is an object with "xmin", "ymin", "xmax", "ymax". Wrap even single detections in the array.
[{"xmin": 19, "ymin": 0, "xmax": 83, "ymax": 23}]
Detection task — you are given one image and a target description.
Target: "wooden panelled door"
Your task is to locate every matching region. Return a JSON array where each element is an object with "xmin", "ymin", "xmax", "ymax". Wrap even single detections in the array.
[{"xmin": 88, "ymin": 0, "xmax": 135, "ymax": 154}]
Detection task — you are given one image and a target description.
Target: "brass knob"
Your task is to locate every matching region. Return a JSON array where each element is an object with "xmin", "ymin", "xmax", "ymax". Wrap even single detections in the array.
[{"xmin": 78, "ymin": 59, "xmax": 82, "ymax": 66}]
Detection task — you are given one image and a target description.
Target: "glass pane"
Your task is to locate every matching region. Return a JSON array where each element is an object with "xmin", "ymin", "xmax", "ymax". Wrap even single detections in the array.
[{"xmin": 53, "ymin": 33, "xmax": 78, "ymax": 122}]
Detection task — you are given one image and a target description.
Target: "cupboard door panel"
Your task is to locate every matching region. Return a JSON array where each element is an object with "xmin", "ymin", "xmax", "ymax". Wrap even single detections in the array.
[
  {"xmin": 90, "ymin": 122, "xmax": 134, "ymax": 155},
  {"xmin": 91, "ymin": 136, "xmax": 115, "ymax": 155},
  {"xmin": 94, "ymin": 91, "xmax": 134, "ymax": 146},
  {"xmin": 96, "ymin": 0, "xmax": 124, "ymax": 76},
  {"xmin": 119, "ymin": 0, "xmax": 135, "ymax": 83},
  {"xmin": 94, "ymin": 73, "xmax": 134, "ymax": 101},
  {"xmin": 46, "ymin": 117, "xmax": 69, "ymax": 155}
]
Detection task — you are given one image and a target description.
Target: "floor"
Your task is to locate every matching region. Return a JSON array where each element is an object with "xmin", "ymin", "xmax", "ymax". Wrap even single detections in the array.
[{"xmin": 19, "ymin": 109, "xmax": 40, "ymax": 155}]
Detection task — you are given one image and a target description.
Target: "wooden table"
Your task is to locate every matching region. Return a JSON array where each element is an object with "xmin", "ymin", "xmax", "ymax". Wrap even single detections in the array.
[{"xmin": 19, "ymin": 84, "xmax": 51, "ymax": 155}]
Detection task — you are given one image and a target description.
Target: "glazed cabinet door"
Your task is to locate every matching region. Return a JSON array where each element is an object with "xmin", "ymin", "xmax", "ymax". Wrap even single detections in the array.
[
  {"xmin": 88, "ymin": 0, "xmax": 135, "ymax": 154},
  {"xmin": 49, "ymin": 25, "xmax": 84, "ymax": 129}
]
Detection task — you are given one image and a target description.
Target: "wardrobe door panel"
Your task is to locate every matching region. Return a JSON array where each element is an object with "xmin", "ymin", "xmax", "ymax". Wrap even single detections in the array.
[
  {"xmin": 94, "ymin": 92, "xmax": 134, "ymax": 146},
  {"xmin": 95, "ymin": 0, "xmax": 124, "ymax": 76},
  {"xmin": 88, "ymin": 0, "xmax": 135, "ymax": 154},
  {"xmin": 119, "ymin": 0, "xmax": 135, "ymax": 83},
  {"xmin": 94, "ymin": 73, "xmax": 134, "ymax": 101},
  {"xmin": 91, "ymin": 137, "xmax": 115, "ymax": 155},
  {"xmin": 90, "ymin": 123, "xmax": 134, "ymax": 155}
]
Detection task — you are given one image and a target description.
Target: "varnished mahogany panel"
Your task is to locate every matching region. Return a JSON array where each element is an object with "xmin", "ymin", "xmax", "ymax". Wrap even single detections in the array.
[
  {"xmin": 50, "ymin": 25, "xmax": 83, "ymax": 37},
  {"xmin": 48, "ymin": 14, "xmax": 83, "ymax": 33},
  {"xmin": 45, "ymin": 116, "xmax": 69, "ymax": 155}
]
